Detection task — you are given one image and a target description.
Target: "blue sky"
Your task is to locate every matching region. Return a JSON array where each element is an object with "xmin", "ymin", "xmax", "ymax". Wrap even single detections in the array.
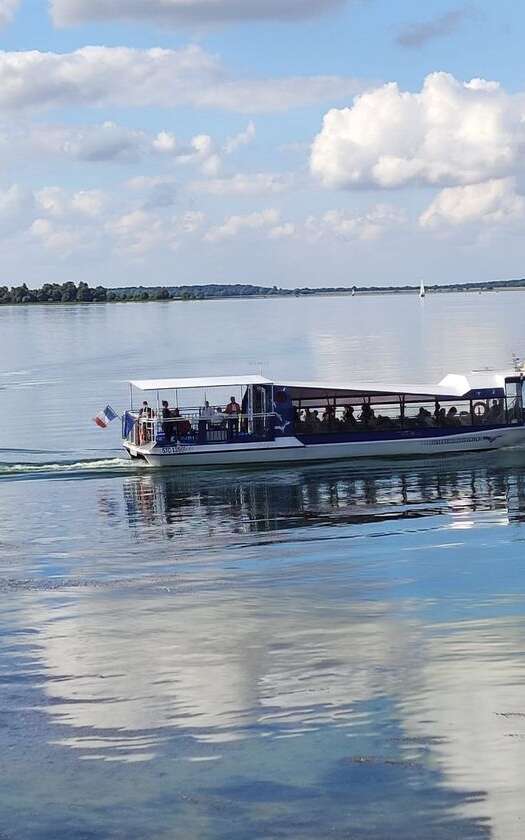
[{"xmin": 1, "ymin": 0, "xmax": 525, "ymax": 288}]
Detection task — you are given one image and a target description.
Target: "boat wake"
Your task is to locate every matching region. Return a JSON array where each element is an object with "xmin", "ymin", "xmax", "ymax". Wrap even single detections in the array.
[{"xmin": 0, "ymin": 457, "xmax": 140, "ymax": 481}]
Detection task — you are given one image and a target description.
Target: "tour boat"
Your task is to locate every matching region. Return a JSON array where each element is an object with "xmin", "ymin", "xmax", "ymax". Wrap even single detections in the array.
[{"xmin": 121, "ymin": 370, "xmax": 525, "ymax": 468}]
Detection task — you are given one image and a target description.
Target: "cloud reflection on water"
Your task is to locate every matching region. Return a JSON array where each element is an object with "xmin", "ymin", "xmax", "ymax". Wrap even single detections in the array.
[{"xmin": 4, "ymin": 454, "xmax": 525, "ymax": 837}]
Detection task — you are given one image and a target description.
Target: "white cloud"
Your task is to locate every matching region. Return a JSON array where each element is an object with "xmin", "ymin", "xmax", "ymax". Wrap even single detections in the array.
[
  {"xmin": 176, "ymin": 133, "xmax": 222, "ymax": 175},
  {"xmin": 420, "ymin": 177, "xmax": 525, "ymax": 228},
  {"xmin": 107, "ymin": 207, "xmax": 206, "ymax": 256},
  {"xmin": 0, "ymin": 0, "xmax": 19, "ymax": 26},
  {"xmin": 306, "ymin": 204, "xmax": 406, "ymax": 241},
  {"xmin": 190, "ymin": 172, "xmax": 291, "ymax": 195},
  {"xmin": 36, "ymin": 186, "xmax": 106, "ymax": 218},
  {"xmin": 223, "ymin": 121, "xmax": 255, "ymax": 154},
  {"xmin": 269, "ymin": 222, "xmax": 296, "ymax": 239},
  {"xmin": 51, "ymin": 0, "xmax": 346, "ymax": 27},
  {"xmin": 107, "ymin": 209, "xmax": 173, "ymax": 256},
  {"xmin": 0, "ymin": 121, "xmax": 237, "ymax": 179},
  {"xmin": 205, "ymin": 208, "xmax": 280, "ymax": 242},
  {"xmin": 30, "ymin": 217, "xmax": 85, "ymax": 254},
  {"xmin": 311, "ymin": 72, "xmax": 525, "ymax": 189},
  {"xmin": 0, "ymin": 46, "xmax": 363, "ymax": 114},
  {"xmin": 0, "ymin": 184, "xmax": 35, "ymax": 236},
  {"xmin": 152, "ymin": 131, "xmax": 177, "ymax": 153},
  {"xmin": 70, "ymin": 189, "xmax": 106, "ymax": 217}
]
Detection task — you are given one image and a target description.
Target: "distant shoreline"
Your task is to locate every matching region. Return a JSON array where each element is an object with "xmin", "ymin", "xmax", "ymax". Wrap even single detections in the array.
[{"xmin": 2, "ymin": 279, "xmax": 525, "ymax": 305}]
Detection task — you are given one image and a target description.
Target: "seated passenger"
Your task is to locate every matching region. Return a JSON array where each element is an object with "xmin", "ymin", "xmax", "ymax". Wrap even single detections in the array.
[
  {"xmin": 322, "ymin": 405, "xmax": 338, "ymax": 432},
  {"xmin": 311, "ymin": 410, "xmax": 322, "ymax": 432},
  {"xmin": 435, "ymin": 407, "xmax": 447, "ymax": 425},
  {"xmin": 446, "ymin": 406, "xmax": 461, "ymax": 426},
  {"xmin": 487, "ymin": 399, "xmax": 504, "ymax": 424},
  {"xmin": 360, "ymin": 402, "xmax": 375, "ymax": 427},
  {"xmin": 343, "ymin": 405, "xmax": 357, "ymax": 427},
  {"xmin": 302, "ymin": 408, "xmax": 313, "ymax": 431},
  {"xmin": 416, "ymin": 407, "xmax": 433, "ymax": 427}
]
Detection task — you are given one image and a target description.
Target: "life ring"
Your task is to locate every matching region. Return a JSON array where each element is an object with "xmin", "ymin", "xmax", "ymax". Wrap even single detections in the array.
[{"xmin": 473, "ymin": 401, "xmax": 487, "ymax": 417}]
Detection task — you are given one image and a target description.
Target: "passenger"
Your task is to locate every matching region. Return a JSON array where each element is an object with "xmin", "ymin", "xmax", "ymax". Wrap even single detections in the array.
[
  {"xmin": 302, "ymin": 408, "xmax": 313, "ymax": 431},
  {"xmin": 433, "ymin": 402, "xmax": 441, "ymax": 422},
  {"xmin": 437, "ymin": 407, "xmax": 447, "ymax": 425},
  {"xmin": 225, "ymin": 395, "xmax": 241, "ymax": 435},
  {"xmin": 343, "ymin": 405, "xmax": 357, "ymax": 428},
  {"xmin": 322, "ymin": 405, "xmax": 338, "ymax": 432},
  {"xmin": 201, "ymin": 400, "xmax": 216, "ymax": 420},
  {"xmin": 416, "ymin": 407, "xmax": 432, "ymax": 427},
  {"xmin": 487, "ymin": 399, "xmax": 504, "ymax": 424},
  {"xmin": 446, "ymin": 406, "xmax": 461, "ymax": 426},
  {"xmin": 225, "ymin": 396, "xmax": 241, "ymax": 415},
  {"xmin": 138, "ymin": 400, "xmax": 154, "ymax": 444},
  {"xmin": 161, "ymin": 399, "xmax": 173, "ymax": 442},
  {"xmin": 172, "ymin": 408, "xmax": 191, "ymax": 438},
  {"xmin": 139, "ymin": 400, "xmax": 153, "ymax": 419},
  {"xmin": 360, "ymin": 402, "xmax": 375, "ymax": 427},
  {"xmin": 311, "ymin": 410, "xmax": 322, "ymax": 432}
]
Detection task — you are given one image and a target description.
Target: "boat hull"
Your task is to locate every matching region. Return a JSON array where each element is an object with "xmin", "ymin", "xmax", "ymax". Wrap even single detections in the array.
[{"xmin": 123, "ymin": 425, "xmax": 525, "ymax": 468}]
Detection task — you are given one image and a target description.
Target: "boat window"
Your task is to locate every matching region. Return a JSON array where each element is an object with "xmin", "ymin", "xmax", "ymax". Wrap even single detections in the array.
[{"xmin": 504, "ymin": 380, "xmax": 524, "ymax": 425}]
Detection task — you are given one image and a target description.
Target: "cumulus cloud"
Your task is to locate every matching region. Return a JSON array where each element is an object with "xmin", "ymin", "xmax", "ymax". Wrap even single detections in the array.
[
  {"xmin": 205, "ymin": 208, "xmax": 280, "ymax": 242},
  {"xmin": 190, "ymin": 172, "xmax": 291, "ymax": 195},
  {"xmin": 0, "ymin": 46, "xmax": 363, "ymax": 113},
  {"xmin": 419, "ymin": 177, "xmax": 525, "ymax": 228},
  {"xmin": 268, "ymin": 222, "xmax": 296, "ymax": 239},
  {"xmin": 30, "ymin": 217, "xmax": 86, "ymax": 254},
  {"xmin": 396, "ymin": 7, "xmax": 469, "ymax": 49},
  {"xmin": 311, "ymin": 72, "xmax": 525, "ymax": 190},
  {"xmin": 0, "ymin": 0, "xmax": 19, "ymax": 26},
  {"xmin": 306, "ymin": 204, "xmax": 406, "ymax": 241},
  {"xmin": 0, "ymin": 120, "xmax": 236, "ymax": 178},
  {"xmin": 51, "ymin": 0, "xmax": 345, "ymax": 27}
]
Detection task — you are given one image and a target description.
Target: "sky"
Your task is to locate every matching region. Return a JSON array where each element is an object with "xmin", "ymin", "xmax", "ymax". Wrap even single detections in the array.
[{"xmin": 1, "ymin": 0, "xmax": 525, "ymax": 288}]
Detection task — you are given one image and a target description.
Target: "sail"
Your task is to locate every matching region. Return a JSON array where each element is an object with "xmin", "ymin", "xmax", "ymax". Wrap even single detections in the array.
[{"xmin": 419, "ymin": 279, "xmax": 425, "ymax": 298}]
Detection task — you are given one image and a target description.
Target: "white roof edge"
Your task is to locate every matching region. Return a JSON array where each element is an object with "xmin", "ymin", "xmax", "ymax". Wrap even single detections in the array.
[
  {"xmin": 280, "ymin": 373, "xmax": 511, "ymax": 397},
  {"xmin": 130, "ymin": 374, "xmax": 273, "ymax": 391},
  {"xmin": 279, "ymin": 379, "xmax": 465, "ymax": 396}
]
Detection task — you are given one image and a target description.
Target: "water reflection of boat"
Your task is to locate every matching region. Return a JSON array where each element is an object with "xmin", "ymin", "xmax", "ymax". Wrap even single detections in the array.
[
  {"xmin": 121, "ymin": 452, "xmax": 525, "ymax": 542},
  {"xmin": 121, "ymin": 370, "xmax": 525, "ymax": 467}
]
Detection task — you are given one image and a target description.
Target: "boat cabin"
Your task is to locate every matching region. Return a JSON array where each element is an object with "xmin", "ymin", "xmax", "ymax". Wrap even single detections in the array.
[{"xmin": 283, "ymin": 372, "xmax": 524, "ymax": 440}]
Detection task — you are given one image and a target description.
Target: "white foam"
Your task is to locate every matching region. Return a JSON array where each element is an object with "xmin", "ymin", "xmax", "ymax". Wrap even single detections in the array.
[{"xmin": 0, "ymin": 458, "xmax": 133, "ymax": 476}]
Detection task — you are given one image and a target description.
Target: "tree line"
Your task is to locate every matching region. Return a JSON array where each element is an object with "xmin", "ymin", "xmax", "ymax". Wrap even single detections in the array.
[{"xmin": 1, "ymin": 278, "xmax": 525, "ymax": 306}]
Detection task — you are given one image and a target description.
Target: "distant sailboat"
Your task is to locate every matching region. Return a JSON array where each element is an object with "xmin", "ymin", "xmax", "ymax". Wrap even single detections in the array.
[
  {"xmin": 419, "ymin": 279, "xmax": 426, "ymax": 298},
  {"xmin": 351, "ymin": 286, "xmax": 357, "ymax": 297}
]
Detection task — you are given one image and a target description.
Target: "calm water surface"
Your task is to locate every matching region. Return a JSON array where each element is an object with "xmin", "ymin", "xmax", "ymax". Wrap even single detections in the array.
[{"xmin": 1, "ymin": 293, "xmax": 525, "ymax": 839}]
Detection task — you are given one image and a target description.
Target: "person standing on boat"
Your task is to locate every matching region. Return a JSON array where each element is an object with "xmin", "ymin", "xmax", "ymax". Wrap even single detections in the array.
[
  {"xmin": 225, "ymin": 395, "xmax": 241, "ymax": 436},
  {"xmin": 161, "ymin": 400, "xmax": 173, "ymax": 443},
  {"xmin": 138, "ymin": 400, "xmax": 154, "ymax": 444}
]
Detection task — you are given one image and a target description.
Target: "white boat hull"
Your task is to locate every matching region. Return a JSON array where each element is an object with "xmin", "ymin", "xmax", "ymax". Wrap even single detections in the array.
[{"xmin": 123, "ymin": 426, "xmax": 525, "ymax": 468}]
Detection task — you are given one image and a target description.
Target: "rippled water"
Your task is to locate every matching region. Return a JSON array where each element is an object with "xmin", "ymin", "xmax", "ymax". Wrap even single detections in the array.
[{"xmin": 2, "ymin": 295, "xmax": 525, "ymax": 839}]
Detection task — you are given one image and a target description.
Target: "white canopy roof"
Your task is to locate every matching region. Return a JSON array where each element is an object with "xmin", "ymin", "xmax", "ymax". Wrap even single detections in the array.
[
  {"xmin": 130, "ymin": 374, "xmax": 273, "ymax": 392},
  {"xmin": 280, "ymin": 369, "xmax": 514, "ymax": 400}
]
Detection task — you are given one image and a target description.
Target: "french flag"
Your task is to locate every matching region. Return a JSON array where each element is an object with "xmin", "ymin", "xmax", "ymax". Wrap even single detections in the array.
[{"xmin": 93, "ymin": 405, "xmax": 118, "ymax": 428}]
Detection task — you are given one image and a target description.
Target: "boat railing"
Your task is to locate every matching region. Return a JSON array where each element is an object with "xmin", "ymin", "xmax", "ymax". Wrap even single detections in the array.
[{"xmin": 123, "ymin": 408, "xmax": 277, "ymax": 447}]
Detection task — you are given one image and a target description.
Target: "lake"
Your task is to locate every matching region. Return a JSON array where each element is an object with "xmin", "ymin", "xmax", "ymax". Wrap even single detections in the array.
[{"xmin": 1, "ymin": 292, "xmax": 525, "ymax": 839}]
